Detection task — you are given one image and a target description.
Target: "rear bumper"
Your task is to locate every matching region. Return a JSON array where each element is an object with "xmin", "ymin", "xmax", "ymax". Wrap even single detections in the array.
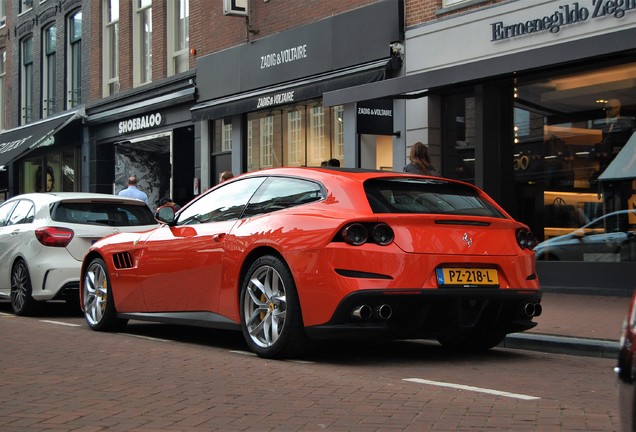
[{"xmin": 304, "ymin": 288, "xmax": 542, "ymax": 340}]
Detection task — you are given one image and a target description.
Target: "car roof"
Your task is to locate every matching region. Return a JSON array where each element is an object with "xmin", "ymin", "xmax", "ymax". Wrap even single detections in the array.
[{"xmin": 4, "ymin": 192, "xmax": 149, "ymax": 206}]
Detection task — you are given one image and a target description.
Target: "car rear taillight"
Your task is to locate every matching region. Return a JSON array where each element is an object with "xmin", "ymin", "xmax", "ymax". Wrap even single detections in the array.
[
  {"xmin": 516, "ymin": 228, "xmax": 537, "ymax": 250},
  {"xmin": 341, "ymin": 222, "xmax": 394, "ymax": 246},
  {"xmin": 35, "ymin": 227, "xmax": 75, "ymax": 247}
]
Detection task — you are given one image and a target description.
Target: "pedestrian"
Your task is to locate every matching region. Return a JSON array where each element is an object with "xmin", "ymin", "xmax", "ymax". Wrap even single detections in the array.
[
  {"xmin": 404, "ymin": 142, "xmax": 438, "ymax": 176},
  {"xmin": 219, "ymin": 171, "xmax": 234, "ymax": 183},
  {"xmin": 118, "ymin": 175, "xmax": 149, "ymax": 206},
  {"xmin": 327, "ymin": 158, "xmax": 340, "ymax": 167},
  {"xmin": 158, "ymin": 197, "xmax": 181, "ymax": 211}
]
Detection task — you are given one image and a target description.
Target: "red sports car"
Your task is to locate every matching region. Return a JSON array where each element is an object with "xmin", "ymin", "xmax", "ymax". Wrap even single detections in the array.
[{"xmin": 80, "ymin": 167, "xmax": 542, "ymax": 359}]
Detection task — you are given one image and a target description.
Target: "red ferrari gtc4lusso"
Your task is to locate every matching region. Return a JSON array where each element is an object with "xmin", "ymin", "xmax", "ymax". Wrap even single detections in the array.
[{"xmin": 80, "ymin": 167, "xmax": 541, "ymax": 358}]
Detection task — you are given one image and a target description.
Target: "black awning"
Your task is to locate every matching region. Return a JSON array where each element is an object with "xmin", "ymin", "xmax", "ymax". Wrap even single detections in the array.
[
  {"xmin": 191, "ymin": 61, "xmax": 387, "ymax": 122},
  {"xmin": 0, "ymin": 111, "xmax": 81, "ymax": 168}
]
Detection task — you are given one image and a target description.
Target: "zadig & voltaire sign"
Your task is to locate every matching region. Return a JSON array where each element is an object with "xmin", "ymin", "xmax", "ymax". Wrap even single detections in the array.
[{"xmin": 491, "ymin": 0, "xmax": 636, "ymax": 41}]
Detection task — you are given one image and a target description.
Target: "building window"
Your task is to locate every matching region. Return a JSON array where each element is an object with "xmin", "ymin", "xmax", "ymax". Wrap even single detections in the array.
[
  {"xmin": 167, "ymin": 0, "xmax": 189, "ymax": 76},
  {"xmin": 103, "ymin": 0, "xmax": 119, "ymax": 96},
  {"xmin": 332, "ymin": 106, "xmax": 345, "ymax": 161},
  {"xmin": 67, "ymin": 10, "xmax": 82, "ymax": 109},
  {"xmin": 213, "ymin": 118, "xmax": 233, "ymax": 153},
  {"xmin": 0, "ymin": 0, "xmax": 6, "ymax": 27},
  {"xmin": 20, "ymin": 36, "xmax": 34, "ymax": 125},
  {"xmin": 42, "ymin": 24, "xmax": 57, "ymax": 118},
  {"xmin": 309, "ymin": 106, "xmax": 327, "ymax": 166},
  {"xmin": 19, "ymin": 0, "xmax": 33, "ymax": 14},
  {"xmin": 134, "ymin": 0, "xmax": 152, "ymax": 86},
  {"xmin": 0, "ymin": 49, "xmax": 5, "ymax": 130}
]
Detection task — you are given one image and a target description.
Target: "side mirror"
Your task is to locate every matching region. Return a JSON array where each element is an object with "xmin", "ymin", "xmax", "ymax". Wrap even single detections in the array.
[{"xmin": 155, "ymin": 205, "xmax": 175, "ymax": 224}]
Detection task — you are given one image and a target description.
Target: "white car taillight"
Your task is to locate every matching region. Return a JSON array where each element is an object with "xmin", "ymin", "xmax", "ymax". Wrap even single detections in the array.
[{"xmin": 35, "ymin": 227, "xmax": 75, "ymax": 247}]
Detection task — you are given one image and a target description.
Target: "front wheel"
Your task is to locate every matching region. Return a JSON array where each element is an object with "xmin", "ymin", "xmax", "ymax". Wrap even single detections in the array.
[
  {"xmin": 11, "ymin": 259, "xmax": 39, "ymax": 316},
  {"xmin": 82, "ymin": 257, "xmax": 128, "ymax": 331},
  {"xmin": 240, "ymin": 255, "xmax": 308, "ymax": 359}
]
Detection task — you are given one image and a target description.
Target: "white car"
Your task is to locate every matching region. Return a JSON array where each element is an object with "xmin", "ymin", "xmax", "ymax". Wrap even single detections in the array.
[{"xmin": 0, "ymin": 193, "xmax": 158, "ymax": 315}]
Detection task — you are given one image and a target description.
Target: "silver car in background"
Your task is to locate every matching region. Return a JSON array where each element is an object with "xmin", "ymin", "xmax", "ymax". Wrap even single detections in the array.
[
  {"xmin": 534, "ymin": 209, "xmax": 636, "ymax": 262},
  {"xmin": 0, "ymin": 193, "xmax": 158, "ymax": 315}
]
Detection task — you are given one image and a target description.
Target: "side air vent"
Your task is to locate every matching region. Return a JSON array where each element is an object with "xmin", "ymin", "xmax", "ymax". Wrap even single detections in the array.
[{"xmin": 113, "ymin": 252, "xmax": 134, "ymax": 269}]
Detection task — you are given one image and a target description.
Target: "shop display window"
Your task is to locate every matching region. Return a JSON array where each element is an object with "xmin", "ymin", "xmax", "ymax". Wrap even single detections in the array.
[
  {"xmin": 444, "ymin": 62, "xmax": 636, "ymax": 262},
  {"xmin": 244, "ymin": 100, "xmax": 344, "ymax": 171}
]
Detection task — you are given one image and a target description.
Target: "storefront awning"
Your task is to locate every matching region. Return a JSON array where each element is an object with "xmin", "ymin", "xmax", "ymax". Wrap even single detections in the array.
[
  {"xmin": 191, "ymin": 60, "xmax": 387, "ymax": 122},
  {"xmin": 598, "ymin": 133, "xmax": 636, "ymax": 181},
  {"xmin": 0, "ymin": 111, "xmax": 82, "ymax": 169}
]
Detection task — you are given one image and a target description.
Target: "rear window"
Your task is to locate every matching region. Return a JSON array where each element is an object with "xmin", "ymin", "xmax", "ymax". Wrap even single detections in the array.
[
  {"xmin": 364, "ymin": 178, "xmax": 505, "ymax": 217},
  {"xmin": 51, "ymin": 202, "xmax": 157, "ymax": 226}
]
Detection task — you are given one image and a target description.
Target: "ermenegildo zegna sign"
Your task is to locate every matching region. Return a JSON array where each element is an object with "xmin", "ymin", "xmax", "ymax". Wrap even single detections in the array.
[{"xmin": 491, "ymin": 0, "xmax": 635, "ymax": 41}]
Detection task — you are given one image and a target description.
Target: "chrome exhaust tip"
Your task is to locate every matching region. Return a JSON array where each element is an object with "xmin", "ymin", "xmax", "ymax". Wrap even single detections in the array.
[
  {"xmin": 352, "ymin": 305, "xmax": 372, "ymax": 320},
  {"xmin": 375, "ymin": 304, "xmax": 392, "ymax": 320}
]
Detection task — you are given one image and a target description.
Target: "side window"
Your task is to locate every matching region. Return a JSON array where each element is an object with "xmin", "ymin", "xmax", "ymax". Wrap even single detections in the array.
[
  {"xmin": 0, "ymin": 201, "xmax": 18, "ymax": 226},
  {"xmin": 177, "ymin": 177, "xmax": 265, "ymax": 225},
  {"xmin": 244, "ymin": 177, "xmax": 323, "ymax": 218},
  {"xmin": 8, "ymin": 200, "xmax": 35, "ymax": 225}
]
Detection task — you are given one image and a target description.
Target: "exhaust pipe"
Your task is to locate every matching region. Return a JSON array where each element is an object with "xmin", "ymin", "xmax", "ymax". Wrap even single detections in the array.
[
  {"xmin": 375, "ymin": 304, "xmax": 392, "ymax": 320},
  {"xmin": 352, "ymin": 305, "xmax": 372, "ymax": 320},
  {"xmin": 524, "ymin": 303, "xmax": 542, "ymax": 318}
]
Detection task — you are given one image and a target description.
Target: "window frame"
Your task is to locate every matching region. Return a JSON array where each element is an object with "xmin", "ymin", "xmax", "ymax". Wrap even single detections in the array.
[
  {"xmin": 133, "ymin": 0, "xmax": 153, "ymax": 87},
  {"xmin": 42, "ymin": 24, "xmax": 57, "ymax": 118},
  {"xmin": 20, "ymin": 36, "xmax": 34, "ymax": 125},
  {"xmin": 67, "ymin": 9, "xmax": 82, "ymax": 109},
  {"xmin": 102, "ymin": 0, "xmax": 120, "ymax": 97},
  {"xmin": 167, "ymin": 0, "xmax": 189, "ymax": 76}
]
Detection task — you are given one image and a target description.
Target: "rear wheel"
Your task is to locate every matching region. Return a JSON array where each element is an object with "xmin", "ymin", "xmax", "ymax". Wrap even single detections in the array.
[
  {"xmin": 10, "ymin": 259, "xmax": 39, "ymax": 316},
  {"xmin": 82, "ymin": 258, "xmax": 128, "ymax": 331},
  {"xmin": 240, "ymin": 255, "xmax": 308, "ymax": 359},
  {"xmin": 437, "ymin": 329, "xmax": 506, "ymax": 352}
]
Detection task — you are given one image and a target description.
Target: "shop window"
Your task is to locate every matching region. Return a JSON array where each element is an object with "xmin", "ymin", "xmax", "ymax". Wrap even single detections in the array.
[
  {"xmin": 515, "ymin": 62, "xmax": 636, "ymax": 261},
  {"xmin": 42, "ymin": 24, "xmax": 57, "ymax": 118},
  {"xmin": 67, "ymin": 10, "xmax": 82, "ymax": 108},
  {"xmin": 23, "ymin": 151, "xmax": 76, "ymax": 193},
  {"xmin": 442, "ymin": 93, "xmax": 476, "ymax": 184},
  {"xmin": 244, "ymin": 101, "xmax": 344, "ymax": 171},
  {"xmin": 103, "ymin": 0, "xmax": 120, "ymax": 96},
  {"xmin": 167, "ymin": 0, "xmax": 189, "ymax": 76},
  {"xmin": 20, "ymin": 36, "xmax": 33, "ymax": 125},
  {"xmin": 134, "ymin": 0, "xmax": 152, "ymax": 86},
  {"xmin": 213, "ymin": 118, "xmax": 232, "ymax": 153}
]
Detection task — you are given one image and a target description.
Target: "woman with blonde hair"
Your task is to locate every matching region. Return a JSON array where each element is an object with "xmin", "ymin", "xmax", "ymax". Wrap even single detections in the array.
[{"xmin": 404, "ymin": 142, "xmax": 438, "ymax": 176}]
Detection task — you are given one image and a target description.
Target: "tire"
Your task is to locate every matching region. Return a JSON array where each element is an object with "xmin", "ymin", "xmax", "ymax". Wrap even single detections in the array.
[
  {"xmin": 10, "ymin": 259, "xmax": 39, "ymax": 316},
  {"xmin": 82, "ymin": 257, "xmax": 128, "ymax": 331},
  {"xmin": 240, "ymin": 255, "xmax": 308, "ymax": 359},
  {"xmin": 437, "ymin": 329, "xmax": 506, "ymax": 352}
]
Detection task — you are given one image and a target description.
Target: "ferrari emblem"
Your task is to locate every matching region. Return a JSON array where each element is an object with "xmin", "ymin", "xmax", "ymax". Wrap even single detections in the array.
[{"xmin": 463, "ymin": 233, "xmax": 473, "ymax": 247}]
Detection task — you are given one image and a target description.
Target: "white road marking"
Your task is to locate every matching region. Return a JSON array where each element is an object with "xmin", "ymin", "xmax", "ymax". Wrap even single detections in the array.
[
  {"xmin": 403, "ymin": 378, "xmax": 540, "ymax": 400},
  {"xmin": 0, "ymin": 312, "xmax": 13, "ymax": 317},
  {"xmin": 230, "ymin": 350, "xmax": 257, "ymax": 356},
  {"xmin": 122, "ymin": 333, "xmax": 169, "ymax": 342},
  {"xmin": 40, "ymin": 320, "xmax": 82, "ymax": 327}
]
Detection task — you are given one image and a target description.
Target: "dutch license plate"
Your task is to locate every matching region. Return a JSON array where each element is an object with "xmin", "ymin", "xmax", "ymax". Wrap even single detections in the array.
[{"xmin": 436, "ymin": 268, "xmax": 499, "ymax": 286}]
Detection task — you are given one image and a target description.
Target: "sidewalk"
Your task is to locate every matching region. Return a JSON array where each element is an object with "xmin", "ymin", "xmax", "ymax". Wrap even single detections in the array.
[{"xmin": 502, "ymin": 291, "xmax": 631, "ymax": 359}]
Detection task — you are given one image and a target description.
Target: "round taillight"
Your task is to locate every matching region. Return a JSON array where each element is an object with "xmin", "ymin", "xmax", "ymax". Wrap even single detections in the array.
[
  {"xmin": 35, "ymin": 227, "xmax": 74, "ymax": 247},
  {"xmin": 516, "ymin": 228, "xmax": 537, "ymax": 250},
  {"xmin": 372, "ymin": 223, "xmax": 394, "ymax": 246},
  {"xmin": 341, "ymin": 223, "xmax": 368, "ymax": 246}
]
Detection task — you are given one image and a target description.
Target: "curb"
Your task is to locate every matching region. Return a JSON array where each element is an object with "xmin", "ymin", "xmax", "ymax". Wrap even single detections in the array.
[{"xmin": 501, "ymin": 333, "xmax": 620, "ymax": 359}]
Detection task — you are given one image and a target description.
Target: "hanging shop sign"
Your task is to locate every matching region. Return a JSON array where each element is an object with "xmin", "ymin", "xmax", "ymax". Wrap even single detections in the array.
[
  {"xmin": 490, "ymin": 0, "xmax": 636, "ymax": 41},
  {"xmin": 356, "ymin": 99, "xmax": 394, "ymax": 135}
]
